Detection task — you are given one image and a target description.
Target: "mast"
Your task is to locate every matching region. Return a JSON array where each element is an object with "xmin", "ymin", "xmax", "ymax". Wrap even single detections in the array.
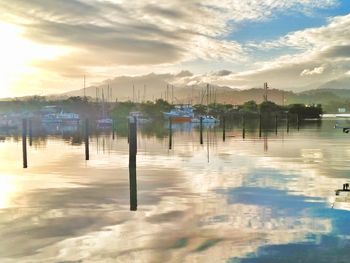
[
  {"xmin": 206, "ymin": 83, "xmax": 209, "ymax": 107},
  {"xmin": 172, "ymin": 85, "xmax": 174, "ymax": 105},
  {"xmin": 132, "ymin": 84, "xmax": 135, "ymax": 103},
  {"xmin": 83, "ymin": 75, "xmax": 86, "ymax": 99}
]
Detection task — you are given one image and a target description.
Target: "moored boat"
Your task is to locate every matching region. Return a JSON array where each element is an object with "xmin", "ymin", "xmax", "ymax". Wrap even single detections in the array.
[
  {"xmin": 41, "ymin": 112, "xmax": 80, "ymax": 125},
  {"xmin": 191, "ymin": 115, "xmax": 219, "ymax": 124},
  {"xmin": 163, "ymin": 105, "xmax": 194, "ymax": 122}
]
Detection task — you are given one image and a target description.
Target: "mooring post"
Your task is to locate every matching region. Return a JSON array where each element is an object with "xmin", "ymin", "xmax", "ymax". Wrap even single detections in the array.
[
  {"xmin": 259, "ymin": 113, "xmax": 262, "ymax": 138},
  {"xmin": 242, "ymin": 114, "xmax": 246, "ymax": 139},
  {"xmin": 127, "ymin": 120, "xmax": 130, "ymax": 144},
  {"xmin": 200, "ymin": 116, "xmax": 203, "ymax": 145},
  {"xmin": 222, "ymin": 115, "xmax": 226, "ymax": 142},
  {"xmin": 287, "ymin": 113, "xmax": 290, "ymax": 133},
  {"xmin": 22, "ymin": 119, "xmax": 27, "ymax": 168},
  {"xmin": 275, "ymin": 114, "xmax": 278, "ymax": 135},
  {"xmin": 29, "ymin": 118, "xmax": 33, "ymax": 146},
  {"xmin": 129, "ymin": 166, "xmax": 137, "ymax": 211},
  {"xmin": 85, "ymin": 118, "xmax": 89, "ymax": 160},
  {"xmin": 129, "ymin": 117, "xmax": 137, "ymax": 167},
  {"xmin": 112, "ymin": 119, "xmax": 116, "ymax": 140},
  {"xmin": 297, "ymin": 114, "xmax": 300, "ymax": 131},
  {"xmin": 168, "ymin": 117, "xmax": 172, "ymax": 150}
]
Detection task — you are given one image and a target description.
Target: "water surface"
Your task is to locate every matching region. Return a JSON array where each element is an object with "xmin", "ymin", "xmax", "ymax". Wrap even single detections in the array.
[{"xmin": 1, "ymin": 120, "xmax": 350, "ymax": 262}]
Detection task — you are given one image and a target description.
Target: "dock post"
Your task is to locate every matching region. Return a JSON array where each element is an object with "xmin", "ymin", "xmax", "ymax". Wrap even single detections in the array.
[
  {"xmin": 22, "ymin": 119, "xmax": 27, "ymax": 168},
  {"xmin": 112, "ymin": 119, "xmax": 115, "ymax": 140},
  {"xmin": 129, "ymin": 117, "xmax": 137, "ymax": 167},
  {"xmin": 259, "ymin": 113, "xmax": 262, "ymax": 138},
  {"xmin": 29, "ymin": 118, "xmax": 33, "ymax": 146},
  {"xmin": 242, "ymin": 114, "xmax": 246, "ymax": 139},
  {"xmin": 297, "ymin": 114, "xmax": 300, "ymax": 131},
  {"xmin": 222, "ymin": 115, "xmax": 226, "ymax": 142},
  {"xmin": 275, "ymin": 114, "xmax": 278, "ymax": 135},
  {"xmin": 85, "ymin": 119, "xmax": 89, "ymax": 160},
  {"xmin": 200, "ymin": 116, "xmax": 203, "ymax": 145},
  {"xmin": 169, "ymin": 117, "xmax": 172, "ymax": 150},
  {"xmin": 287, "ymin": 113, "xmax": 290, "ymax": 133}
]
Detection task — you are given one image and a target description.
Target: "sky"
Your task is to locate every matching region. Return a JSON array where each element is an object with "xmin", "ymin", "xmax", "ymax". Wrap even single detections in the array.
[{"xmin": 0, "ymin": 0, "xmax": 350, "ymax": 97}]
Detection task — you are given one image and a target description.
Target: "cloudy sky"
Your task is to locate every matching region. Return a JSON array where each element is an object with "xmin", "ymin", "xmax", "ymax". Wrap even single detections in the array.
[{"xmin": 0, "ymin": 0, "xmax": 350, "ymax": 97}]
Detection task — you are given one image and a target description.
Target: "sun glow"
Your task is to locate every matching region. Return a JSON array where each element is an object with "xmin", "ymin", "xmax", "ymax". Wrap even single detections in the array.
[{"xmin": 0, "ymin": 22, "xmax": 69, "ymax": 98}]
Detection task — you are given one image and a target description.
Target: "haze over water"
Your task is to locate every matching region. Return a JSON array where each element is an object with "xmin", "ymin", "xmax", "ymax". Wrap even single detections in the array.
[{"xmin": 1, "ymin": 119, "xmax": 350, "ymax": 262}]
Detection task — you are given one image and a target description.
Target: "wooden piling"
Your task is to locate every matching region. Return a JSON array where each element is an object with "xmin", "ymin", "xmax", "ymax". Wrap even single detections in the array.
[
  {"xmin": 200, "ymin": 116, "xmax": 203, "ymax": 145},
  {"xmin": 22, "ymin": 119, "xmax": 27, "ymax": 168},
  {"xmin": 222, "ymin": 115, "xmax": 226, "ymax": 142},
  {"xmin": 129, "ymin": 117, "xmax": 137, "ymax": 167},
  {"xmin": 275, "ymin": 114, "xmax": 278, "ymax": 135},
  {"xmin": 242, "ymin": 115, "xmax": 246, "ymax": 139},
  {"xmin": 259, "ymin": 113, "xmax": 262, "ymax": 138},
  {"xmin": 168, "ymin": 117, "xmax": 172, "ymax": 150},
  {"xmin": 297, "ymin": 114, "xmax": 300, "ymax": 131},
  {"xmin": 112, "ymin": 119, "xmax": 115, "ymax": 140},
  {"xmin": 286, "ymin": 113, "xmax": 290, "ymax": 133},
  {"xmin": 129, "ymin": 166, "xmax": 137, "ymax": 211},
  {"xmin": 29, "ymin": 118, "xmax": 33, "ymax": 146},
  {"xmin": 85, "ymin": 119, "xmax": 89, "ymax": 160}
]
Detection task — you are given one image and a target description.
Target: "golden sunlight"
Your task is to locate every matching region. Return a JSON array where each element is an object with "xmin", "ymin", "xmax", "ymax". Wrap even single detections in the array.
[{"xmin": 0, "ymin": 22, "xmax": 69, "ymax": 97}]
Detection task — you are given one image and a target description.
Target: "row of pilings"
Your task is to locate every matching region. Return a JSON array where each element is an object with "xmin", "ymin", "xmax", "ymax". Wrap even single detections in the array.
[
  {"xmin": 20, "ymin": 113, "xmax": 304, "ymax": 168},
  {"xmin": 19, "ymin": 113, "xmax": 305, "ymax": 211}
]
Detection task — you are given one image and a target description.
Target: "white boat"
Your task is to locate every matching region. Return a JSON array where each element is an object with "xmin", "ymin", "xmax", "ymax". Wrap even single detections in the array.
[
  {"xmin": 96, "ymin": 118, "xmax": 113, "ymax": 127},
  {"xmin": 128, "ymin": 111, "xmax": 151, "ymax": 124},
  {"xmin": 42, "ymin": 112, "xmax": 80, "ymax": 124},
  {"xmin": 191, "ymin": 115, "xmax": 219, "ymax": 124},
  {"xmin": 332, "ymin": 184, "xmax": 350, "ymax": 211},
  {"xmin": 163, "ymin": 105, "xmax": 194, "ymax": 122}
]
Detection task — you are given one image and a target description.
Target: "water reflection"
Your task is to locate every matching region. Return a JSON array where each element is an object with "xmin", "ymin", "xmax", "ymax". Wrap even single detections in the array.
[
  {"xmin": 0, "ymin": 119, "xmax": 350, "ymax": 262},
  {"xmin": 129, "ymin": 166, "xmax": 137, "ymax": 211}
]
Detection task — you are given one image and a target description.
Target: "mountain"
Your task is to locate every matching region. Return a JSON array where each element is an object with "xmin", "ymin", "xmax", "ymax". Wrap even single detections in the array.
[{"xmin": 56, "ymin": 72, "xmax": 350, "ymax": 106}]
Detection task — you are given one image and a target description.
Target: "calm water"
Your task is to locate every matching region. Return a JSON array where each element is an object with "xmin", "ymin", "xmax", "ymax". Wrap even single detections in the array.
[{"xmin": 1, "ymin": 119, "xmax": 350, "ymax": 262}]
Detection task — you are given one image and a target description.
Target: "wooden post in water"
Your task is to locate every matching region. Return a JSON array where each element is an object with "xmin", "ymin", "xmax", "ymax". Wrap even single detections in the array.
[
  {"xmin": 168, "ymin": 117, "xmax": 172, "ymax": 150},
  {"xmin": 286, "ymin": 113, "xmax": 290, "ymax": 133},
  {"xmin": 129, "ymin": 166, "xmax": 137, "ymax": 211},
  {"xmin": 29, "ymin": 118, "xmax": 33, "ymax": 146},
  {"xmin": 242, "ymin": 114, "xmax": 246, "ymax": 139},
  {"xmin": 22, "ymin": 119, "xmax": 27, "ymax": 168},
  {"xmin": 129, "ymin": 117, "xmax": 137, "ymax": 167},
  {"xmin": 112, "ymin": 119, "xmax": 116, "ymax": 140},
  {"xmin": 222, "ymin": 115, "xmax": 226, "ymax": 142},
  {"xmin": 259, "ymin": 113, "xmax": 262, "ymax": 138},
  {"xmin": 127, "ymin": 120, "xmax": 130, "ymax": 144},
  {"xmin": 85, "ymin": 119, "xmax": 89, "ymax": 160},
  {"xmin": 297, "ymin": 114, "xmax": 300, "ymax": 131},
  {"xmin": 200, "ymin": 116, "xmax": 203, "ymax": 145},
  {"xmin": 275, "ymin": 114, "xmax": 278, "ymax": 135}
]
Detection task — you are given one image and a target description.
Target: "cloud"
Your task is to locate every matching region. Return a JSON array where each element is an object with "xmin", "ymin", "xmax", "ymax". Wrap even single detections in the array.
[
  {"xmin": 0, "ymin": 0, "xmax": 344, "ymax": 96},
  {"xmin": 300, "ymin": 66, "xmax": 325, "ymax": 76}
]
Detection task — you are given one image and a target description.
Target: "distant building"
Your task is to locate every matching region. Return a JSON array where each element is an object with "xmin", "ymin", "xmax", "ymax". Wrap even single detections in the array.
[{"xmin": 338, "ymin": 108, "xmax": 346, "ymax": 113}]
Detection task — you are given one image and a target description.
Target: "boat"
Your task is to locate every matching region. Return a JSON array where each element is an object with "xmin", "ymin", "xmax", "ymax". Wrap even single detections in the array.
[
  {"xmin": 0, "ymin": 115, "xmax": 18, "ymax": 130},
  {"xmin": 96, "ymin": 86, "xmax": 113, "ymax": 128},
  {"xmin": 41, "ymin": 112, "xmax": 80, "ymax": 125},
  {"xmin": 191, "ymin": 115, "xmax": 219, "ymax": 124},
  {"xmin": 163, "ymin": 105, "xmax": 194, "ymax": 122},
  {"xmin": 128, "ymin": 111, "xmax": 151, "ymax": 124},
  {"xmin": 96, "ymin": 118, "xmax": 113, "ymax": 128},
  {"xmin": 332, "ymin": 184, "xmax": 350, "ymax": 211}
]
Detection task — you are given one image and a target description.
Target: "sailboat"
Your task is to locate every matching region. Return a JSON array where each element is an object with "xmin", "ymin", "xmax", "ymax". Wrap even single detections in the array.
[
  {"xmin": 191, "ymin": 84, "xmax": 219, "ymax": 124},
  {"xmin": 96, "ymin": 86, "xmax": 113, "ymax": 128}
]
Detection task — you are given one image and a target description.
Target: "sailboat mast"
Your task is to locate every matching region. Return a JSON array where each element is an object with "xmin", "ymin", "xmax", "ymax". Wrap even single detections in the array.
[{"xmin": 83, "ymin": 75, "xmax": 86, "ymax": 99}]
